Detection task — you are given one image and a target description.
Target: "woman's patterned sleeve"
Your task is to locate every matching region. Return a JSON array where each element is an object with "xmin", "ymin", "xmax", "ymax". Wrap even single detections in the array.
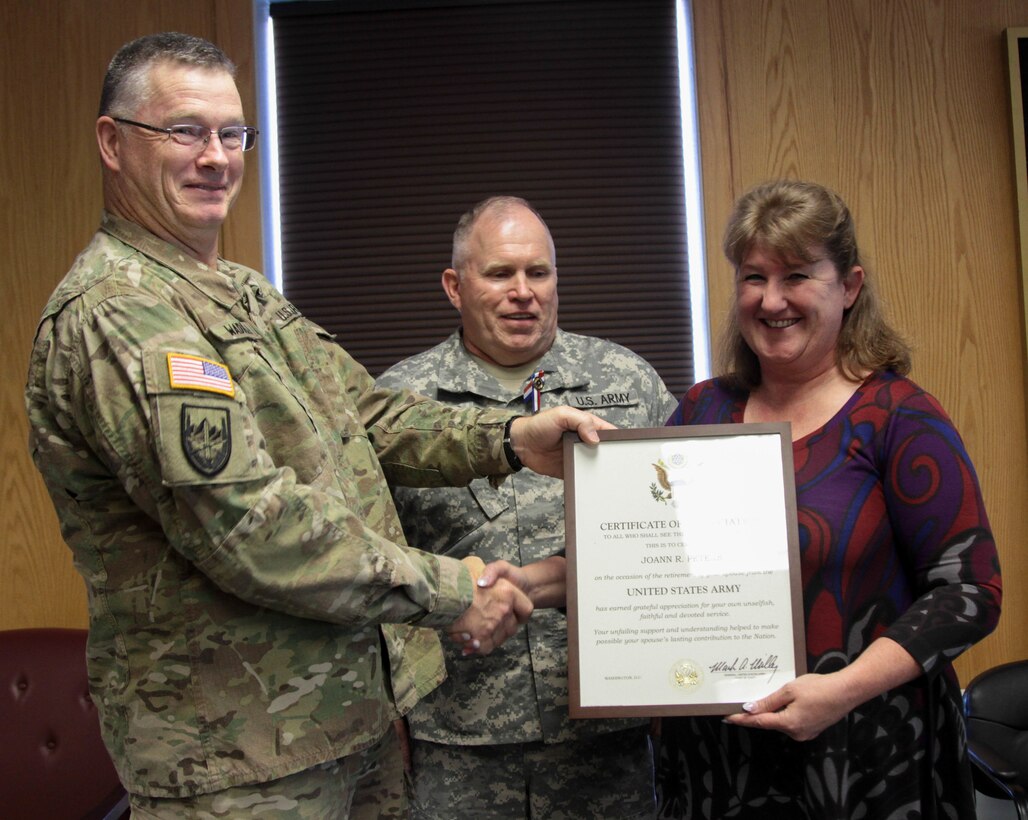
[{"xmin": 878, "ymin": 389, "xmax": 1002, "ymax": 673}]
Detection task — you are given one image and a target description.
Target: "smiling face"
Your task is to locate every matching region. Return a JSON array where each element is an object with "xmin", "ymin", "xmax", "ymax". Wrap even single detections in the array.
[
  {"xmin": 735, "ymin": 243, "xmax": 864, "ymax": 382},
  {"xmin": 442, "ymin": 204, "xmax": 558, "ymax": 367},
  {"xmin": 97, "ymin": 61, "xmax": 245, "ymax": 265}
]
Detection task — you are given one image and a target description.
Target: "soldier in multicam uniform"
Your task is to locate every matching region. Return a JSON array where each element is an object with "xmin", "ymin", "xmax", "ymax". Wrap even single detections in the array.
[
  {"xmin": 377, "ymin": 196, "xmax": 678, "ymax": 819},
  {"xmin": 24, "ymin": 35, "xmax": 613, "ymax": 818}
]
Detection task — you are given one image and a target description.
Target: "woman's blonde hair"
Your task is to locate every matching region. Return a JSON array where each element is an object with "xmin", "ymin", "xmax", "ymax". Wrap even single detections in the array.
[{"xmin": 717, "ymin": 180, "xmax": 910, "ymax": 390}]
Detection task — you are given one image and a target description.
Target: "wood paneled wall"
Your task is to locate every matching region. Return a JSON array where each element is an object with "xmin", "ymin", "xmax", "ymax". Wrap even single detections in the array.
[
  {"xmin": 691, "ymin": 0, "xmax": 1028, "ymax": 685},
  {"xmin": 2, "ymin": 0, "xmax": 1025, "ymax": 687}
]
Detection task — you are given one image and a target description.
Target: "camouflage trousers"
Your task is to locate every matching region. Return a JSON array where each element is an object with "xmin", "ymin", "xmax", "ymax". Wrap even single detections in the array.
[
  {"xmin": 408, "ymin": 726, "xmax": 656, "ymax": 819},
  {"xmin": 129, "ymin": 729, "xmax": 406, "ymax": 818}
]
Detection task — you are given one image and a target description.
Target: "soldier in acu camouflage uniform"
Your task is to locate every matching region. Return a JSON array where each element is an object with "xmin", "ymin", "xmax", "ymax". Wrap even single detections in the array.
[
  {"xmin": 377, "ymin": 196, "xmax": 678, "ymax": 819},
  {"xmin": 24, "ymin": 35, "xmax": 612, "ymax": 819}
]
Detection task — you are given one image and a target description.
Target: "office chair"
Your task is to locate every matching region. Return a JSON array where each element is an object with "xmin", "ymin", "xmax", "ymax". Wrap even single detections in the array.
[
  {"xmin": 0, "ymin": 628, "xmax": 129, "ymax": 820},
  {"xmin": 963, "ymin": 658, "xmax": 1028, "ymax": 820}
]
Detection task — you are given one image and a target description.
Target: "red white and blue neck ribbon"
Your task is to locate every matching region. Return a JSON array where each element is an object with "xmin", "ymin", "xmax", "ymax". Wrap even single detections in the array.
[{"xmin": 523, "ymin": 369, "xmax": 546, "ymax": 413}]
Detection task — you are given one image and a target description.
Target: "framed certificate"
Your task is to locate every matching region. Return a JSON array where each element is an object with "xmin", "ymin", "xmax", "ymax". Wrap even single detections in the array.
[
  {"xmin": 1006, "ymin": 28, "xmax": 1028, "ymax": 371},
  {"xmin": 563, "ymin": 424, "xmax": 805, "ymax": 717}
]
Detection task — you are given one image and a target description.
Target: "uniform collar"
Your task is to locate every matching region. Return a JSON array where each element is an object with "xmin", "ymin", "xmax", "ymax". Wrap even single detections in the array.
[
  {"xmin": 100, "ymin": 210, "xmax": 252, "ymax": 311},
  {"xmin": 435, "ymin": 328, "xmax": 590, "ymax": 404}
]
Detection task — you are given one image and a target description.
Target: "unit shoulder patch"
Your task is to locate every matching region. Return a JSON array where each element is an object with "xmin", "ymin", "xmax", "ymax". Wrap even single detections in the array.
[{"xmin": 180, "ymin": 404, "xmax": 232, "ymax": 476}]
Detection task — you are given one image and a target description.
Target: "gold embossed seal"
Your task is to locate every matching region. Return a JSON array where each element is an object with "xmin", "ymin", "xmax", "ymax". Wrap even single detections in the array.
[{"xmin": 669, "ymin": 659, "xmax": 704, "ymax": 691}]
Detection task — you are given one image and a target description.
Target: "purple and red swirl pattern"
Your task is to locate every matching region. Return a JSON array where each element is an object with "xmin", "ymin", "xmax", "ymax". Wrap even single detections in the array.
[{"xmin": 657, "ymin": 372, "xmax": 1001, "ymax": 819}]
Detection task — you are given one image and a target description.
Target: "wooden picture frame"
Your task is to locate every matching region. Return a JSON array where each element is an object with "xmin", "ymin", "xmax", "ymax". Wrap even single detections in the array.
[{"xmin": 1006, "ymin": 28, "xmax": 1028, "ymax": 367}]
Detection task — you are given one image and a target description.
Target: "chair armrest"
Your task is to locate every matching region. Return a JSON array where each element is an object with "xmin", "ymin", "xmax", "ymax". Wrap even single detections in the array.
[{"xmin": 968, "ymin": 740, "xmax": 1020, "ymax": 783}]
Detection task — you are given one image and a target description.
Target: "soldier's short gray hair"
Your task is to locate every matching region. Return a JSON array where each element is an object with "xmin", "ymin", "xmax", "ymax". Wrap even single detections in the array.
[
  {"xmin": 99, "ymin": 32, "xmax": 236, "ymax": 118},
  {"xmin": 451, "ymin": 196, "xmax": 554, "ymax": 273}
]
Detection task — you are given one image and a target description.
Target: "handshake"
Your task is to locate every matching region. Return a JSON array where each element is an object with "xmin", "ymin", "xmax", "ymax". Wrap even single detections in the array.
[
  {"xmin": 437, "ymin": 406, "xmax": 606, "ymax": 656},
  {"xmin": 446, "ymin": 554, "xmax": 567, "ymax": 657}
]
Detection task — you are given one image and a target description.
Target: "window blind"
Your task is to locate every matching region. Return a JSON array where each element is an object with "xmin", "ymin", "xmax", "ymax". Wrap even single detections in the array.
[{"xmin": 271, "ymin": 0, "xmax": 695, "ymax": 394}]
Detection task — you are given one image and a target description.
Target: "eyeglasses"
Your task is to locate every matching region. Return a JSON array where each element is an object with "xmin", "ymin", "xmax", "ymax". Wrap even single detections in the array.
[{"xmin": 113, "ymin": 118, "xmax": 259, "ymax": 152}]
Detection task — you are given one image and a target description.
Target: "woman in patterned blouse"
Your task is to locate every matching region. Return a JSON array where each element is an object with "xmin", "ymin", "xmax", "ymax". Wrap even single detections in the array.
[{"xmin": 657, "ymin": 180, "xmax": 1002, "ymax": 820}]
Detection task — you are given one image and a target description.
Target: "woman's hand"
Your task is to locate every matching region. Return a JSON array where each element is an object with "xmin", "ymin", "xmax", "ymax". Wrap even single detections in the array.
[
  {"xmin": 724, "ymin": 637, "xmax": 922, "ymax": 741},
  {"xmin": 724, "ymin": 672, "xmax": 858, "ymax": 741}
]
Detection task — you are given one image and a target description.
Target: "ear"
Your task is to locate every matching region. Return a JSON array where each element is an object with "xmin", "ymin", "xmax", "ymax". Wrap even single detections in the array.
[
  {"xmin": 96, "ymin": 116, "xmax": 121, "ymax": 171},
  {"xmin": 441, "ymin": 268, "xmax": 462, "ymax": 312},
  {"xmin": 843, "ymin": 265, "xmax": 864, "ymax": 308}
]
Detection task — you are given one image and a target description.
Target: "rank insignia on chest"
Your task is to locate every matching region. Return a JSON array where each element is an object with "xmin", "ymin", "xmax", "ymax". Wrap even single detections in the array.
[
  {"xmin": 181, "ymin": 405, "xmax": 232, "ymax": 476},
  {"xmin": 167, "ymin": 353, "xmax": 235, "ymax": 397}
]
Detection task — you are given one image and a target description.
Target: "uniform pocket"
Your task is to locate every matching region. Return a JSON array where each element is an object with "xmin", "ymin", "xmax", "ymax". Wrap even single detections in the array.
[
  {"xmin": 394, "ymin": 476, "xmax": 510, "ymax": 556},
  {"xmin": 143, "ymin": 347, "xmax": 262, "ymax": 486}
]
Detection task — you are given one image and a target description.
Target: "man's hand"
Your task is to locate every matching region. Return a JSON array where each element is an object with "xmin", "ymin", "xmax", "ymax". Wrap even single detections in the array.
[
  {"xmin": 509, "ymin": 407, "xmax": 615, "ymax": 478},
  {"xmin": 446, "ymin": 558, "xmax": 534, "ymax": 656},
  {"xmin": 477, "ymin": 556, "xmax": 567, "ymax": 609}
]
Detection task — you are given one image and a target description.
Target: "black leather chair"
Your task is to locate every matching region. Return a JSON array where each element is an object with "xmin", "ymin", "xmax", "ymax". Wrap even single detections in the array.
[
  {"xmin": 0, "ymin": 628, "xmax": 129, "ymax": 820},
  {"xmin": 963, "ymin": 659, "xmax": 1028, "ymax": 820}
]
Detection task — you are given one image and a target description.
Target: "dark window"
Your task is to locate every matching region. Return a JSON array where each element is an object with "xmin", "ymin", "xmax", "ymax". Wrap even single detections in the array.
[{"xmin": 271, "ymin": 0, "xmax": 695, "ymax": 394}]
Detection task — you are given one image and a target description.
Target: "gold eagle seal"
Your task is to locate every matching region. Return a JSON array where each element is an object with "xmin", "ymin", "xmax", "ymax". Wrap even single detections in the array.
[
  {"xmin": 669, "ymin": 659, "xmax": 703, "ymax": 690},
  {"xmin": 650, "ymin": 459, "xmax": 672, "ymax": 504}
]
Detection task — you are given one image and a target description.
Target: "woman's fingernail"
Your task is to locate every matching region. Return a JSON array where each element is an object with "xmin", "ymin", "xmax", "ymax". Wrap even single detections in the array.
[
  {"xmin": 461, "ymin": 633, "xmax": 471, "ymax": 641},
  {"xmin": 742, "ymin": 702, "xmax": 756, "ymax": 712}
]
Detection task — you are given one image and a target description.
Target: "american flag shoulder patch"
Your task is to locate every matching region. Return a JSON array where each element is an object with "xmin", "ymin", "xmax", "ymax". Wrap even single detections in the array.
[{"xmin": 167, "ymin": 353, "xmax": 235, "ymax": 397}]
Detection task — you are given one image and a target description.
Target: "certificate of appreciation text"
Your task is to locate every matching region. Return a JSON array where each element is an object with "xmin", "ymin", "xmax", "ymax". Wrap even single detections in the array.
[{"xmin": 564, "ymin": 424, "xmax": 805, "ymax": 717}]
